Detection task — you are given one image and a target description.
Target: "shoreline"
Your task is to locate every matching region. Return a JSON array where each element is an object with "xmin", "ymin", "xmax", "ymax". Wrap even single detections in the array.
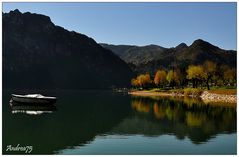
[{"xmin": 129, "ymin": 90, "xmax": 237, "ymax": 104}]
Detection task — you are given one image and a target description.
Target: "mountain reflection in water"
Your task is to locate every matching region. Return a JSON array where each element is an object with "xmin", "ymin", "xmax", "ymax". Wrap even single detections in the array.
[{"xmin": 2, "ymin": 90, "xmax": 236, "ymax": 154}]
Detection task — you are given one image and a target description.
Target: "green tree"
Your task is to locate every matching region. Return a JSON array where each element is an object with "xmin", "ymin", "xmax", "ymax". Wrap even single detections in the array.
[
  {"xmin": 175, "ymin": 68, "xmax": 186, "ymax": 88},
  {"xmin": 166, "ymin": 70, "xmax": 179, "ymax": 88},
  {"xmin": 203, "ymin": 60, "xmax": 217, "ymax": 90},
  {"xmin": 219, "ymin": 64, "xmax": 230, "ymax": 85},
  {"xmin": 224, "ymin": 68, "xmax": 236, "ymax": 86}
]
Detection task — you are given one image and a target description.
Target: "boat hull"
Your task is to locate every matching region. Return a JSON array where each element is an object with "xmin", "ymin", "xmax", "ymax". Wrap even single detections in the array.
[{"xmin": 11, "ymin": 95, "xmax": 57, "ymax": 105}]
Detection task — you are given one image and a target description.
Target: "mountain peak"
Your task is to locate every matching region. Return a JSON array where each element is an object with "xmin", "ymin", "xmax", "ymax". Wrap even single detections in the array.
[
  {"xmin": 4, "ymin": 9, "xmax": 55, "ymax": 30},
  {"xmin": 191, "ymin": 39, "xmax": 219, "ymax": 50},
  {"xmin": 191, "ymin": 39, "xmax": 214, "ymax": 46},
  {"xmin": 9, "ymin": 9, "xmax": 21, "ymax": 14},
  {"xmin": 177, "ymin": 42, "xmax": 187, "ymax": 47},
  {"xmin": 175, "ymin": 43, "xmax": 188, "ymax": 51},
  {"xmin": 193, "ymin": 39, "xmax": 207, "ymax": 44}
]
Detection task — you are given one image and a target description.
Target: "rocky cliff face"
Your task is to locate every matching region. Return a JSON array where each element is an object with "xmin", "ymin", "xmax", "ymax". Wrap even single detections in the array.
[{"xmin": 3, "ymin": 9, "xmax": 133, "ymax": 89}]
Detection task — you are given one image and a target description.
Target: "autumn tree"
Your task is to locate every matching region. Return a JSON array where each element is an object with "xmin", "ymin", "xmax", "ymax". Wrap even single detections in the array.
[
  {"xmin": 131, "ymin": 74, "xmax": 152, "ymax": 89},
  {"xmin": 186, "ymin": 65, "xmax": 205, "ymax": 88},
  {"xmin": 202, "ymin": 60, "xmax": 217, "ymax": 90},
  {"xmin": 166, "ymin": 70, "xmax": 179, "ymax": 88},
  {"xmin": 154, "ymin": 70, "xmax": 167, "ymax": 88},
  {"xmin": 212, "ymin": 64, "xmax": 233, "ymax": 86},
  {"xmin": 138, "ymin": 74, "xmax": 152, "ymax": 89},
  {"xmin": 131, "ymin": 78, "xmax": 139, "ymax": 88},
  {"xmin": 224, "ymin": 68, "xmax": 236, "ymax": 86}
]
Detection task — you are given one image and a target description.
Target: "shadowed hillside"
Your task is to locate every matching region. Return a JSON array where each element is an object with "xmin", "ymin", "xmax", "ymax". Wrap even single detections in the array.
[
  {"xmin": 3, "ymin": 9, "xmax": 134, "ymax": 89},
  {"xmin": 101, "ymin": 40, "xmax": 236, "ymax": 74}
]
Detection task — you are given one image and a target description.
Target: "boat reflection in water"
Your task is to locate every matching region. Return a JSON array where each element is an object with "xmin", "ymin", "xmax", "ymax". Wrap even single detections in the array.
[{"xmin": 10, "ymin": 100, "xmax": 57, "ymax": 115}]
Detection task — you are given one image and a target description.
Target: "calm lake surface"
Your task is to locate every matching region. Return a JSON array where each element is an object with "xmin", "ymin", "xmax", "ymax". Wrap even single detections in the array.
[{"xmin": 2, "ymin": 90, "xmax": 237, "ymax": 154}]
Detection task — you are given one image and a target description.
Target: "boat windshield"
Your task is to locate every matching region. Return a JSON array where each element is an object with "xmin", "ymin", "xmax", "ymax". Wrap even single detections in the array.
[{"xmin": 26, "ymin": 94, "xmax": 44, "ymax": 98}]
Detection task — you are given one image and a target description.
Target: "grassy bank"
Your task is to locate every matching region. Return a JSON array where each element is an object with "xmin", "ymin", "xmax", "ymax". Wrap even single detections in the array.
[
  {"xmin": 207, "ymin": 89, "xmax": 236, "ymax": 95},
  {"xmin": 130, "ymin": 88, "xmax": 203, "ymax": 97}
]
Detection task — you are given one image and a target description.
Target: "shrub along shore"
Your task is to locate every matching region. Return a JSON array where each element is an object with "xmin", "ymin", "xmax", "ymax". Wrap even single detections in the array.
[{"xmin": 128, "ymin": 88, "xmax": 236, "ymax": 104}]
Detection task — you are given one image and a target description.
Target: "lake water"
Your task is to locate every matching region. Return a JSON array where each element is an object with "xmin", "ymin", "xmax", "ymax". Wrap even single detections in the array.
[{"xmin": 2, "ymin": 90, "xmax": 237, "ymax": 154}]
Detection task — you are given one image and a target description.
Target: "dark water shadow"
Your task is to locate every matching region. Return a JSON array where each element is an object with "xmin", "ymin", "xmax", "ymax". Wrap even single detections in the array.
[{"xmin": 3, "ymin": 90, "xmax": 131, "ymax": 154}]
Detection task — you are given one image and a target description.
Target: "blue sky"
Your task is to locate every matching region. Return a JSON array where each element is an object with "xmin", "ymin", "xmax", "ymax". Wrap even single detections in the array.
[{"xmin": 3, "ymin": 2, "xmax": 237, "ymax": 50}]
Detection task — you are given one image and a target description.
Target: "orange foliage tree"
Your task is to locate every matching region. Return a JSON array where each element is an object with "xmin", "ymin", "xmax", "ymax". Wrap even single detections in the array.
[
  {"xmin": 131, "ymin": 74, "xmax": 152, "ymax": 89},
  {"xmin": 154, "ymin": 70, "xmax": 167, "ymax": 88}
]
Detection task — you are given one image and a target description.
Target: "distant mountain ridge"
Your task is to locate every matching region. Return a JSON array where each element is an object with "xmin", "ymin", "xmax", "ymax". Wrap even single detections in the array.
[
  {"xmin": 3, "ymin": 9, "xmax": 133, "ymax": 89},
  {"xmin": 100, "ymin": 43, "xmax": 167, "ymax": 65},
  {"xmin": 101, "ymin": 39, "xmax": 236, "ymax": 74}
]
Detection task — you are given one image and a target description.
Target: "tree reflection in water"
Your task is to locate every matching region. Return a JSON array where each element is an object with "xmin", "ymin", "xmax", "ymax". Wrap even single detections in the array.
[{"xmin": 116, "ymin": 96, "xmax": 236, "ymax": 144}]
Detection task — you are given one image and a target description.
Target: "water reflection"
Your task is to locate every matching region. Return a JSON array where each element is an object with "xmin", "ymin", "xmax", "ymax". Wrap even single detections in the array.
[
  {"xmin": 10, "ymin": 101, "xmax": 57, "ymax": 115},
  {"xmin": 112, "ymin": 96, "xmax": 236, "ymax": 144},
  {"xmin": 2, "ymin": 90, "xmax": 237, "ymax": 154},
  {"xmin": 3, "ymin": 90, "xmax": 131, "ymax": 154}
]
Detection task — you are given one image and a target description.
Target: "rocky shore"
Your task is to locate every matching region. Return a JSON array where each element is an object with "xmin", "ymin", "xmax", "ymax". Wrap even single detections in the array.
[
  {"xmin": 200, "ymin": 91, "xmax": 236, "ymax": 104},
  {"xmin": 129, "ymin": 90, "xmax": 237, "ymax": 104}
]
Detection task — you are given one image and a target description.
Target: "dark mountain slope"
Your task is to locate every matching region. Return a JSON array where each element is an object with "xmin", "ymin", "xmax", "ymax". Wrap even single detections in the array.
[
  {"xmin": 3, "ymin": 9, "xmax": 133, "ymax": 89},
  {"xmin": 176, "ymin": 39, "xmax": 236, "ymax": 66},
  {"xmin": 101, "ymin": 40, "xmax": 236, "ymax": 74},
  {"xmin": 100, "ymin": 43, "xmax": 136, "ymax": 58},
  {"xmin": 100, "ymin": 43, "xmax": 167, "ymax": 65}
]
